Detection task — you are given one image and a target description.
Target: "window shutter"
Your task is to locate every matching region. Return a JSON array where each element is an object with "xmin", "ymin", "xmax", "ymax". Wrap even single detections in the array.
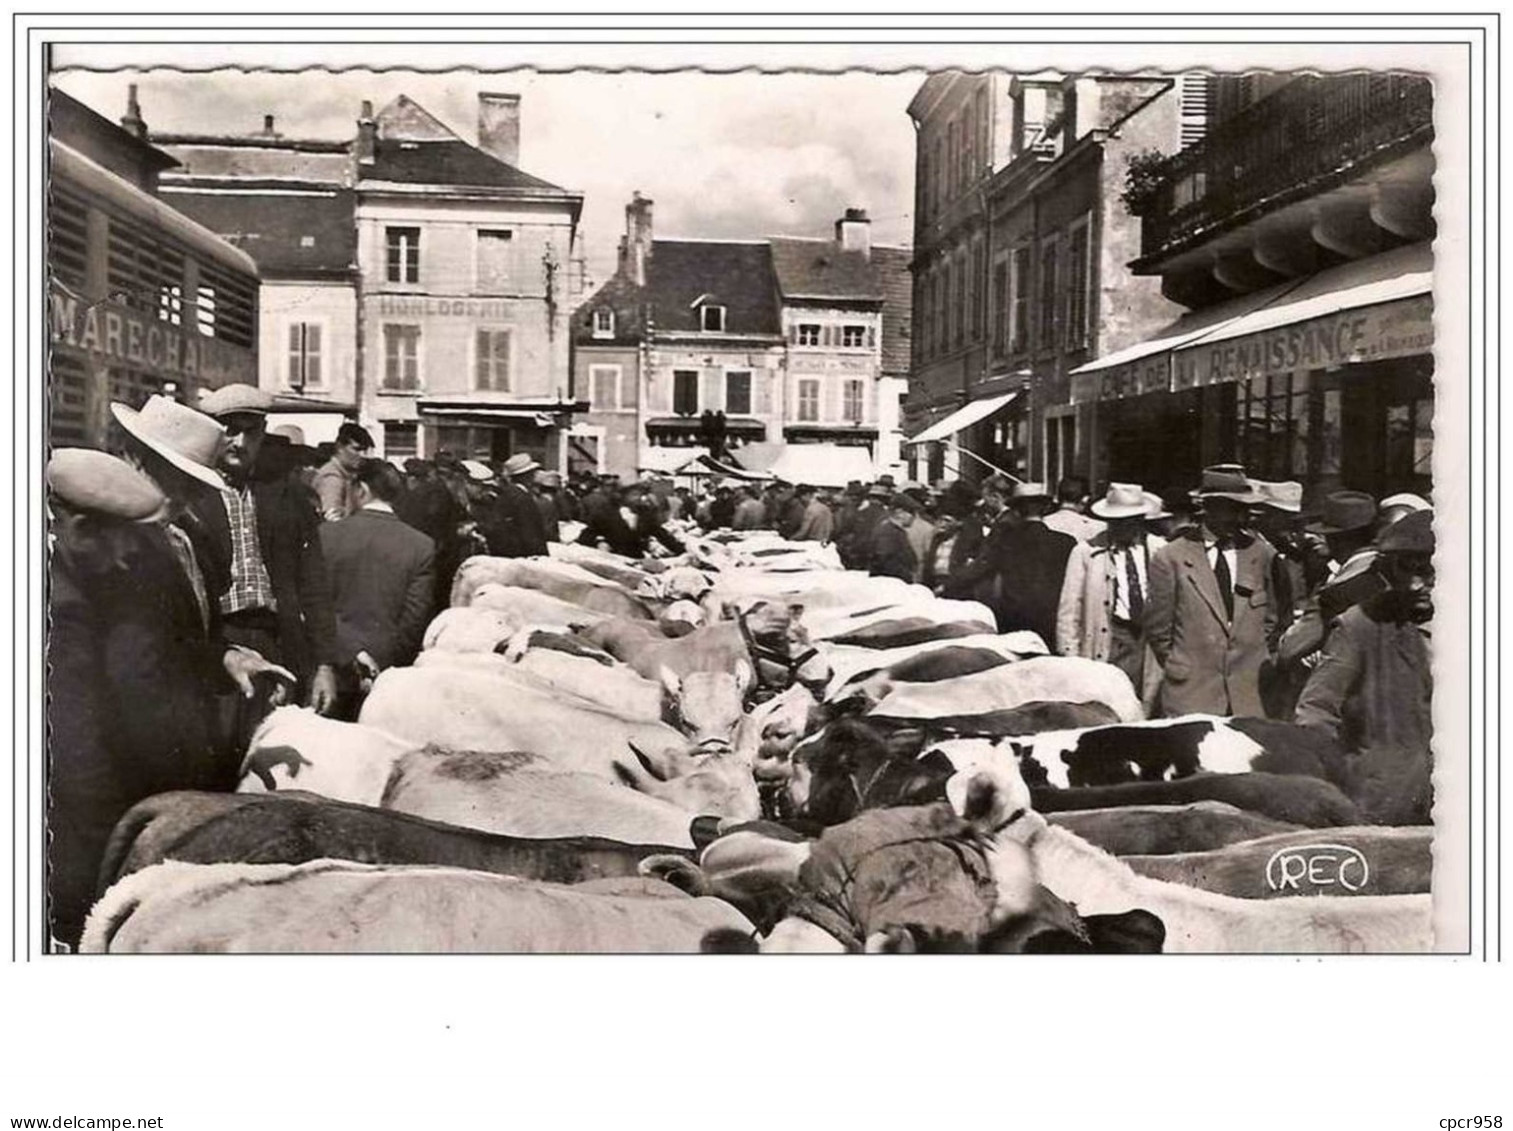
[
  {"xmin": 475, "ymin": 330, "xmax": 490, "ymax": 390},
  {"xmin": 702, "ymin": 370, "xmax": 722, "ymax": 411},
  {"xmin": 825, "ymin": 375, "xmax": 842, "ymax": 423},
  {"xmin": 754, "ymin": 372, "xmax": 772, "ymax": 416},
  {"xmin": 867, "ymin": 325, "xmax": 877, "ymax": 349}
]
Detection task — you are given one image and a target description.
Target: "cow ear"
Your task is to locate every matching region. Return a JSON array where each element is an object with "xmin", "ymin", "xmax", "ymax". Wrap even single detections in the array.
[
  {"xmin": 733, "ymin": 658, "xmax": 754, "ymax": 697},
  {"xmin": 658, "ymin": 665, "xmax": 682, "ymax": 699}
]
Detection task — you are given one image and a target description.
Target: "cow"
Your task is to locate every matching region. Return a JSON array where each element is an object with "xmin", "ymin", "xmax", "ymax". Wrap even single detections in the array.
[
  {"xmin": 823, "ymin": 632, "xmax": 1048, "ymax": 701},
  {"xmin": 422, "ymin": 606, "xmax": 522, "ymax": 654},
  {"xmin": 468, "ymin": 583, "xmax": 609, "ymax": 629},
  {"xmin": 414, "ymin": 648, "xmax": 664, "ymax": 723},
  {"xmin": 379, "ymin": 747, "xmax": 704, "ymax": 848},
  {"xmin": 82, "ymin": 859, "xmax": 751, "ymax": 953},
  {"xmin": 237, "ymin": 707, "xmax": 418, "ymax": 807},
  {"xmin": 1120, "ymin": 826, "xmax": 1433, "ymax": 898},
  {"xmin": 95, "ymin": 790, "xmax": 696, "ymax": 895},
  {"xmin": 801, "ymin": 595, "xmax": 995, "ymax": 640},
  {"xmin": 450, "ymin": 555, "xmax": 655, "ymax": 620},
  {"xmin": 547, "ymin": 543, "xmax": 656, "ymax": 589},
  {"xmin": 1046, "ymin": 803, "xmax": 1300, "ymax": 856},
  {"xmin": 358, "ymin": 665, "xmax": 760, "ymax": 818},
  {"xmin": 868, "ymin": 655, "xmax": 1144, "ymax": 725},
  {"xmin": 1008, "ymin": 715, "xmax": 1350, "ymax": 791}
]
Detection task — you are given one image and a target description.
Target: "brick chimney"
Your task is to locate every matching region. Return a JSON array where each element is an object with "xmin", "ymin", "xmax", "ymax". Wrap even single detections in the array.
[
  {"xmin": 835, "ymin": 207, "xmax": 871, "ymax": 258},
  {"xmin": 477, "ymin": 92, "xmax": 521, "ymax": 167},
  {"xmin": 120, "ymin": 83, "xmax": 147, "ymax": 139},
  {"xmin": 355, "ymin": 99, "xmax": 376, "ymax": 168},
  {"xmin": 625, "ymin": 192, "xmax": 654, "ymax": 287}
]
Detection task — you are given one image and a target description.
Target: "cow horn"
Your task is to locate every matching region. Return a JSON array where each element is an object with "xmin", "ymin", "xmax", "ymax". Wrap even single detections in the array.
[{"xmin": 639, "ymin": 854, "xmax": 710, "ymax": 897}]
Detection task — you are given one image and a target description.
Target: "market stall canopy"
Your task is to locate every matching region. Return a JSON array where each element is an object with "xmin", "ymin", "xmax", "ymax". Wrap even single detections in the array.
[
  {"xmin": 686, "ymin": 452, "xmax": 771, "ymax": 480},
  {"xmin": 731, "ymin": 441, "xmax": 787, "ymax": 476},
  {"xmin": 1070, "ymin": 241, "xmax": 1433, "ymax": 404},
  {"xmin": 905, "ymin": 390, "xmax": 1022, "ymax": 445},
  {"xmin": 639, "ymin": 446, "xmax": 706, "ymax": 475},
  {"xmin": 767, "ymin": 443, "xmax": 877, "ymax": 488}
]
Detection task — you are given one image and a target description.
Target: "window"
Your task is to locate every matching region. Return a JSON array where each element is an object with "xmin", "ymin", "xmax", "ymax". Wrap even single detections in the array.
[
  {"xmin": 1234, "ymin": 372, "xmax": 1312, "ymax": 479},
  {"xmin": 971, "ymin": 240, "xmax": 986, "ymax": 341},
  {"xmin": 797, "ymin": 378, "xmax": 820, "ymax": 423},
  {"xmin": 475, "ymin": 329, "xmax": 511, "ymax": 391},
  {"xmin": 1064, "ymin": 217, "xmax": 1092, "ymax": 350},
  {"xmin": 476, "ymin": 229, "xmax": 514, "ymax": 291},
  {"xmin": 1010, "ymin": 245, "xmax": 1032, "ymax": 354},
  {"xmin": 841, "ymin": 325, "xmax": 867, "ymax": 349},
  {"xmin": 195, "ymin": 285, "xmax": 216, "ymax": 338},
  {"xmin": 286, "ymin": 322, "xmax": 323, "ymax": 389},
  {"xmin": 1045, "ymin": 414, "xmax": 1076, "ymax": 484},
  {"xmin": 947, "ymin": 121, "xmax": 958, "ymax": 200},
  {"xmin": 384, "ymin": 422, "xmax": 418, "ymax": 460},
  {"xmin": 1037, "ymin": 237, "xmax": 1059, "ymax": 351},
  {"xmin": 673, "ymin": 369, "xmax": 699, "ymax": 415},
  {"xmin": 991, "ymin": 261, "xmax": 1008, "ymax": 355},
  {"xmin": 917, "ymin": 277, "xmax": 932, "ymax": 360},
  {"xmin": 592, "ymin": 308, "xmax": 615, "ymax": 338},
  {"xmin": 383, "ymin": 324, "xmax": 421, "ymax": 390},
  {"xmin": 700, "ymin": 305, "xmax": 726, "ymax": 333},
  {"xmin": 726, "ymin": 370, "xmax": 753, "ymax": 415},
  {"xmin": 975, "ymin": 87, "xmax": 990, "ymax": 168},
  {"xmin": 842, "ymin": 379, "xmax": 865, "ymax": 424},
  {"xmin": 797, "ymin": 323, "xmax": 821, "ymax": 347},
  {"xmin": 589, "ymin": 364, "xmax": 621, "ymax": 411},
  {"xmin": 387, "ymin": 226, "xmax": 421, "ymax": 284}
]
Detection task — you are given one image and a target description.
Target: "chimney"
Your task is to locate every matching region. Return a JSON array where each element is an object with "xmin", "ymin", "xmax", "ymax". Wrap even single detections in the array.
[
  {"xmin": 835, "ymin": 207, "xmax": 872, "ymax": 258},
  {"xmin": 355, "ymin": 99, "xmax": 376, "ymax": 167},
  {"xmin": 120, "ymin": 83, "xmax": 147, "ymax": 139},
  {"xmin": 477, "ymin": 92, "xmax": 521, "ymax": 167},
  {"xmin": 625, "ymin": 192, "xmax": 654, "ymax": 287}
]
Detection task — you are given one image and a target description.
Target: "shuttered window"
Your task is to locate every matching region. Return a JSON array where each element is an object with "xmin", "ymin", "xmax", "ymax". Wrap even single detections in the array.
[
  {"xmin": 1064, "ymin": 217, "xmax": 1092, "ymax": 351},
  {"xmin": 797, "ymin": 378, "xmax": 820, "ymax": 423},
  {"xmin": 476, "ymin": 229, "xmax": 515, "ymax": 292},
  {"xmin": 725, "ymin": 370, "xmax": 752, "ymax": 415},
  {"xmin": 286, "ymin": 322, "xmax": 324, "ymax": 389},
  {"xmin": 383, "ymin": 324, "xmax": 421, "ymax": 390},
  {"xmin": 842, "ymin": 379, "xmax": 865, "ymax": 424},
  {"xmin": 673, "ymin": 370, "xmax": 699, "ymax": 415},
  {"xmin": 475, "ymin": 329, "xmax": 511, "ymax": 391}
]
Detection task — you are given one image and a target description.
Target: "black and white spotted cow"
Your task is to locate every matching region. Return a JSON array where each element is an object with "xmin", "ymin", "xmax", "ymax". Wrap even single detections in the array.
[{"xmin": 1009, "ymin": 715, "xmax": 1349, "ymax": 791}]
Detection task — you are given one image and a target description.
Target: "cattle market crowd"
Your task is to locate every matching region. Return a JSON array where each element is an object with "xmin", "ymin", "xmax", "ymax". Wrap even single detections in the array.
[{"xmin": 45, "ymin": 384, "xmax": 1436, "ymax": 953}]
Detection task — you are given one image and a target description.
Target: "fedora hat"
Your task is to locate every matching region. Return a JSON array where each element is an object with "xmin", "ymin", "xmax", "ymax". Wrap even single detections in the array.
[
  {"xmin": 1377, "ymin": 508, "xmax": 1434, "ymax": 554},
  {"xmin": 536, "ymin": 470, "xmax": 562, "ymax": 488},
  {"xmin": 1011, "ymin": 481, "xmax": 1051, "ymax": 501},
  {"xmin": 461, "ymin": 459, "xmax": 496, "ymax": 483},
  {"xmin": 867, "ymin": 482, "xmax": 892, "ymax": 498},
  {"xmin": 270, "ymin": 424, "xmax": 306, "ymax": 446},
  {"xmin": 46, "ymin": 447, "xmax": 168, "ymax": 522},
  {"xmin": 1090, "ymin": 482, "xmax": 1153, "ymax": 520},
  {"xmin": 1253, "ymin": 480, "xmax": 1304, "ymax": 513},
  {"xmin": 111, "ymin": 396, "xmax": 227, "ymax": 490},
  {"xmin": 1379, "ymin": 492, "xmax": 1432, "ymax": 514},
  {"xmin": 502, "ymin": 453, "xmax": 540, "ymax": 478},
  {"xmin": 199, "ymin": 383, "xmax": 274, "ymax": 419},
  {"xmin": 1196, "ymin": 469, "xmax": 1259, "ymax": 503},
  {"xmin": 1305, "ymin": 490, "xmax": 1378, "ymax": 535}
]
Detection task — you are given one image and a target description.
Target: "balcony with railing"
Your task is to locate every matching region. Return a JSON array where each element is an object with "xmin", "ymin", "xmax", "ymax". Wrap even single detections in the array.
[{"xmin": 1130, "ymin": 73, "xmax": 1433, "ymax": 268}]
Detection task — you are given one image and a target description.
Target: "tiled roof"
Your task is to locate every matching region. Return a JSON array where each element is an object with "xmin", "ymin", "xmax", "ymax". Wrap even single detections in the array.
[
  {"xmin": 157, "ymin": 188, "xmax": 357, "ymax": 277},
  {"xmin": 156, "ymin": 141, "xmax": 353, "ymax": 186},
  {"xmin": 362, "ymin": 139, "xmax": 570, "ymax": 195},
  {"xmin": 873, "ymin": 244, "xmax": 915, "ymax": 376},
  {"xmin": 641, "ymin": 240, "xmax": 782, "ymax": 336},
  {"xmin": 768, "ymin": 236, "xmax": 884, "ymax": 300},
  {"xmin": 573, "ymin": 270, "xmax": 647, "ymax": 345}
]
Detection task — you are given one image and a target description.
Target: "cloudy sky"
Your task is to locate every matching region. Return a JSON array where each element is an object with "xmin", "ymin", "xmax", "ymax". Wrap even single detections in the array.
[{"xmin": 51, "ymin": 67, "xmax": 923, "ymax": 286}]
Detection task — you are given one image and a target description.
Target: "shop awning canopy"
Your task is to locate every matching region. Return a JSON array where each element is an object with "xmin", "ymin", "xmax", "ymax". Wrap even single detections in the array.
[
  {"xmin": 768, "ymin": 443, "xmax": 878, "ymax": 488},
  {"xmin": 905, "ymin": 390, "xmax": 1022, "ymax": 444},
  {"xmin": 638, "ymin": 446, "xmax": 707, "ymax": 475},
  {"xmin": 1070, "ymin": 241, "xmax": 1433, "ymax": 404},
  {"xmin": 644, "ymin": 415, "xmax": 767, "ymax": 436},
  {"xmin": 417, "ymin": 405, "xmax": 558, "ymax": 427}
]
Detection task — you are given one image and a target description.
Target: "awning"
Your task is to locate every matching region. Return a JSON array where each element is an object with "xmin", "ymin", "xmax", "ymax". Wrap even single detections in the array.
[
  {"xmin": 905, "ymin": 390, "xmax": 1022, "ymax": 444},
  {"xmin": 768, "ymin": 443, "xmax": 877, "ymax": 488},
  {"xmin": 639, "ymin": 446, "xmax": 706, "ymax": 475},
  {"xmin": 417, "ymin": 405, "xmax": 556, "ymax": 427},
  {"xmin": 684, "ymin": 453, "xmax": 771, "ymax": 480},
  {"xmin": 644, "ymin": 415, "xmax": 767, "ymax": 436},
  {"xmin": 1070, "ymin": 241, "xmax": 1434, "ymax": 404}
]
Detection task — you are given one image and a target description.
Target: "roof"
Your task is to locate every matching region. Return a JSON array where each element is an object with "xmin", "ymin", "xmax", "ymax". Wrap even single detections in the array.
[
  {"xmin": 363, "ymin": 138, "xmax": 571, "ymax": 195},
  {"xmin": 573, "ymin": 270, "xmax": 648, "ymax": 345},
  {"xmin": 156, "ymin": 187, "xmax": 357, "ymax": 277},
  {"xmin": 156, "ymin": 140, "xmax": 353, "ymax": 187},
  {"xmin": 638, "ymin": 240, "xmax": 784, "ymax": 338},
  {"xmin": 48, "ymin": 87, "xmax": 179, "ymax": 187},
  {"xmin": 768, "ymin": 236, "xmax": 884, "ymax": 300}
]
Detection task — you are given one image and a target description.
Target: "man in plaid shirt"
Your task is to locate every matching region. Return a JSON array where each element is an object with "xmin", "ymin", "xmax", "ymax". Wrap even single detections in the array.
[{"xmin": 191, "ymin": 384, "xmax": 340, "ymax": 757}]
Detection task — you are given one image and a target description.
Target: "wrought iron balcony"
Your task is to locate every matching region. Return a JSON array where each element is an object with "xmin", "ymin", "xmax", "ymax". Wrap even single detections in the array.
[{"xmin": 1132, "ymin": 74, "xmax": 1434, "ymax": 265}]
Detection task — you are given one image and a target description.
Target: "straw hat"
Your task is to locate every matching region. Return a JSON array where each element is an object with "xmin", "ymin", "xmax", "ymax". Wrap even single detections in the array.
[
  {"xmin": 1090, "ymin": 483, "xmax": 1154, "ymax": 520},
  {"xmin": 1253, "ymin": 480, "xmax": 1304, "ymax": 513},
  {"xmin": 46, "ymin": 447, "xmax": 167, "ymax": 521},
  {"xmin": 501, "ymin": 453, "xmax": 540, "ymax": 478},
  {"xmin": 1379, "ymin": 492, "xmax": 1432, "ymax": 514},
  {"xmin": 110, "ymin": 396, "xmax": 227, "ymax": 490},
  {"xmin": 199, "ymin": 383, "xmax": 274, "ymax": 419},
  {"xmin": 461, "ymin": 459, "xmax": 495, "ymax": 483}
]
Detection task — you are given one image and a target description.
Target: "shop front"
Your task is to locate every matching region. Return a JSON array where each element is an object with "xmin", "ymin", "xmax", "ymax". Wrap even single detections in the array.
[
  {"xmin": 413, "ymin": 398, "xmax": 582, "ymax": 469},
  {"xmin": 903, "ymin": 388, "xmax": 1026, "ymax": 484}
]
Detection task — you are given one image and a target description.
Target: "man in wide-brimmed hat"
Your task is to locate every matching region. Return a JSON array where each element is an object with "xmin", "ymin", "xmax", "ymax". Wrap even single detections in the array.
[
  {"xmin": 1146, "ymin": 469, "xmax": 1276, "ymax": 717},
  {"xmin": 1296, "ymin": 509, "xmax": 1434, "ymax": 824},
  {"xmin": 1249, "ymin": 479, "xmax": 1328, "ymax": 718},
  {"xmin": 1055, "ymin": 483, "xmax": 1169, "ymax": 707},
  {"xmin": 950, "ymin": 481, "xmax": 1077, "ymax": 648},
  {"xmin": 46, "ymin": 399, "xmax": 292, "ymax": 948},
  {"xmin": 191, "ymin": 384, "xmax": 341, "ymax": 747},
  {"xmin": 474, "ymin": 452, "xmax": 549, "ymax": 559}
]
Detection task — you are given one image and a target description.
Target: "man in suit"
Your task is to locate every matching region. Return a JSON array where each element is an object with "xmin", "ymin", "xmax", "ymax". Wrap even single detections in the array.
[
  {"xmin": 1056, "ymin": 483, "xmax": 1169, "ymax": 709},
  {"xmin": 321, "ymin": 459, "xmax": 436, "ymax": 714},
  {"xmin": 1043, "ymin": 476, "xmax": 1107, "ymax": 544},
  {"xmin": 477, "ymin": 453, "xmax": 550, "ymax": 559},
  {"xmin": 192, "ymin": 384, "xmax": 340, "ymax": 753},
  {"xmin": 1145, "ymin": 469, "xmax": 1277, "ymax": 717},
  {"xmin": 951, "ymin": 482, "xmax": 1076, "ymax": 648},
  {"xmin": 868, "ymin": 494, "xmax": 920, "ymax": 581}
]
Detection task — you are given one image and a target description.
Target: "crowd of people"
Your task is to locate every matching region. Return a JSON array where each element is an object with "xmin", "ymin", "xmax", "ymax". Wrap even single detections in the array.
[{"xmin": 43, "ymin": 382, "xmax": 1435, "ymax": 947}]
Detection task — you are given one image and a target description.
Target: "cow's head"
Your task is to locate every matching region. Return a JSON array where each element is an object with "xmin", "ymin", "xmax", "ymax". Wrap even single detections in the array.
[
  {"xmin": 616, "ymin": 739, "xmax": 761, "ymax": 822},
  {"xmin": 660, "ymin": 662, "xmax": 752, "ymax": 749},
  {"xmin": 781, "ymin": 719, "xmax": 954, "ymax": 829},
  {"xmin": 657, "ymin": 599, "xmax": 707, "ymax": 638}
]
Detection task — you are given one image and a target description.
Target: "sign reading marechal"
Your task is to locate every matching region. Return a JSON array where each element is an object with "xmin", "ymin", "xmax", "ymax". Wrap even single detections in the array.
[
  {"xmin": 48, "ymin": 283, "xmax": 257, "ymax": 387},
  {"xmin": 1173, "ymin": 295, "xmax": 1434, "ymax": 391}
]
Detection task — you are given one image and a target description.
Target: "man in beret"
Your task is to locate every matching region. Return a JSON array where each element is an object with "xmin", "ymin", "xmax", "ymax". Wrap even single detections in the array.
[
  {"xmin": 1296, "ymin": 510, "xmax": 1435, "ymax": 824},
  {"xmin": 192, "ymin": 384, "xmax": 340, "ymax": 752}
]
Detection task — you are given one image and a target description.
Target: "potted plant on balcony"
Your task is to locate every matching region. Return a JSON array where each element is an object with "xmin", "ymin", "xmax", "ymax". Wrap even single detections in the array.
[{"xmin": 1120, "ymin": 149, "xmax": 1168, "ymax": 218}]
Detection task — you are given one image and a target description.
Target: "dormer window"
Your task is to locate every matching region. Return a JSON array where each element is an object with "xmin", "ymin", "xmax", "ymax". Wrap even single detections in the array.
[
  {"xmin": 700, "ymin": 304, "xmax": 726, "ymax": 333},
  {"xmin": 592, "ymin": 308, "xmax": 615, "ymax": 338}
]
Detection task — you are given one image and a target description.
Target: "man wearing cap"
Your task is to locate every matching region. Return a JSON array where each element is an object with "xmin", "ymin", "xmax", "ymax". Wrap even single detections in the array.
[
  {"xmin": 792, "ymin": 484, "xmax": 835, "ymax": 544},
  {"xmin": 1044, "ymin": 476, "xmax": 1107, "ymax": 544},
  {"xmin": 1275, "ymin": 490, "xmax": 1381, "ymax": 678},
  {"xmin": 46, "ymin": 400, "xmax": 293, "ymax": 948},
  {"xmin": 839, "ymin": 482, "xmax": 890, "ymax": 568},
  {"xmin": 867, "ymin": 494, "xmax": 920, "ymax": 582},
  {"xmin": 951, "ymin": 482, "xmax": 1077, "ymax": 648},
  {"xmin": 1146, "ymin": 470, "xmax": 1277, "ymax": 717},
  {"xmin": 312, "ymin": 421, "xmax": 375, "ymax": 522},
  {"xmin": 476, "ymin": 453, "xmax": 549, "ymax": 559},
  {"xmin": 192, "ymin": 384, "xmax": 340, "ymax": 748},
  {"xmin": 1055, "ymin": 484, "xmax": 1168, "ymax": 706},
  {"xmin": 1296, "ymin": 510, "xmax": 1434, "ymax": 825}
]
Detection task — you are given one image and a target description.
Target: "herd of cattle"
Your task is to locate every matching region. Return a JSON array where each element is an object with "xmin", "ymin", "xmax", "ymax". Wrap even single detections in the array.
[{"xmin": 78, "ymin": 531, "xmax": 1434, "ymax": 953}]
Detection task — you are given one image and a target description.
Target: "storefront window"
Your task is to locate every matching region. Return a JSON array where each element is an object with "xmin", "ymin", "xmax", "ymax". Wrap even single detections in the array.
[
  {"xmin": 1385, "ymin": 396, "xmax": 1434, "ymax": 491},
  {"xmin": 1320, "ymin": 387, "xmax": 1344, "ymax": 477},
  {"xmin": 1235, "ymin": 371, "xmax": 1311, "ymax": 479}
]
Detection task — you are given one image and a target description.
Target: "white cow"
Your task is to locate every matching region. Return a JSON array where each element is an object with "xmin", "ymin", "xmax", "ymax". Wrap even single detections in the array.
[
  {"xmin": 469, "ymin": 583, "xmax": 609, "ymax": 629},
  {"xmin": 868, "ymin": 655, "xmax": 1144, "ymax": 724},
  {"xmin": 81, "ymin": 860, "xmax": 754, "ymax": 953},
  {"xmin": 237, "ymin": 707, "xmax": 417, "ymax": 807},
  {"xmin": 822, "ymin": 632, "xmax": 1049, "ymax": 700}
]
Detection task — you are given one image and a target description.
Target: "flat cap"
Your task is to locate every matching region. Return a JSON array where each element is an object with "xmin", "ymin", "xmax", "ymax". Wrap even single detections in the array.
[{"xmin": 199, "ymin": 383, "xmax": 275, "ymax": 418}]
